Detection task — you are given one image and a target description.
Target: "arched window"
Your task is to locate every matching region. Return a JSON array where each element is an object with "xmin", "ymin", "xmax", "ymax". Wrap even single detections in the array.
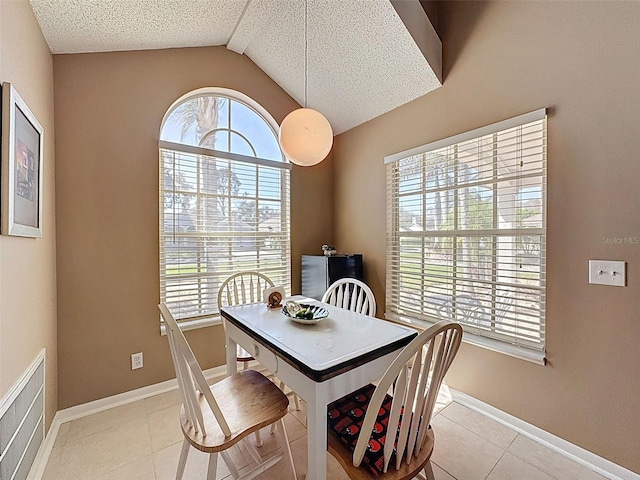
[{"xmin": 159, "ymin": 88, "xmax": 291, "ymax": 328}]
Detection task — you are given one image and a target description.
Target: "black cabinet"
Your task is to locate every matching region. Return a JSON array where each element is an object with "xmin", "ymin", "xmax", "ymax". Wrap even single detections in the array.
[{"xmin": 301, "ymin": 254, "xmax": 363, "ymax": 300}]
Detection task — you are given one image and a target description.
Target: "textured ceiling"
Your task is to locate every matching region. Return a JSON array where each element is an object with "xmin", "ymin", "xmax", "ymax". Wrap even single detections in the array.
[{"xmin": 30, "ymin": 0, "xmax": 441, "ymax": 135}]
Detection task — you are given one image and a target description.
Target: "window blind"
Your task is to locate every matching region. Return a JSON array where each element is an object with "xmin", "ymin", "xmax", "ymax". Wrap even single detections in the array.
[
  {"xmin": 160, "ymin": 147, "xmax": 291, "ymax": 323},
  {"xmin": 385, "ymin": 109, "xmax": 547, "ymax": 362}
]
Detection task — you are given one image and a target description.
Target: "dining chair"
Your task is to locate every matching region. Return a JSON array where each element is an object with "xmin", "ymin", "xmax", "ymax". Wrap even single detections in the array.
[
  {"xmin": 327, "ymin": 320, "xmax": 463, "ymax": 480},
  {"xmin": 217, "ymin": 272, "xmax": 274, "ymax": 371},
  {"xmin": 322, "ymin": 278, "xmax": 376, "ymax": 316},
  {"xmin": 217, "ymin": 272, "xmax": 301, "ymax": 417},
  {"xmin": 159, "ymin": 303, "xmax": 295, "ymax": 480}
]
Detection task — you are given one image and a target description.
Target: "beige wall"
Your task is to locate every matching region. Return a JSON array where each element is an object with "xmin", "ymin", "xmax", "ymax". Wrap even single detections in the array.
[
  {"xmin": 0, "ymin": 1, "xmax": 57, "ymax": 428},
  {"xmin": 53, "ymin": 46, "xmax": 333, "ymax": 409},
  {"xmin": 333, "ymin": 1, "xmax": 640, "ymax": 473}
]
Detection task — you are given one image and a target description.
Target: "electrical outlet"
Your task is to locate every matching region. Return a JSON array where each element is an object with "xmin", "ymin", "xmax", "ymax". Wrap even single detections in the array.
[{"xmin": 131, "ymin": 352, "xmax": 143, "ymax": 370}]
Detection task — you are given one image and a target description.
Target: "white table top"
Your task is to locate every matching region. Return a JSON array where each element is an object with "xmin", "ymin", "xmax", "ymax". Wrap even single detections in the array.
[{"xmin": 221, "ymin": 296, "xmax": 417, "ymax": 382}]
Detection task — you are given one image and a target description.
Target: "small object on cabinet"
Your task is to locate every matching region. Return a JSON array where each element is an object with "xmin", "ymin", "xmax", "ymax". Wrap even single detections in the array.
[
  {"xmin": 263, "ymin": 285, "xmax": 285, "ymax": 308},
  {"xmin": 322, "ymin": 244, "xmax": 337, "ymax": 256}
]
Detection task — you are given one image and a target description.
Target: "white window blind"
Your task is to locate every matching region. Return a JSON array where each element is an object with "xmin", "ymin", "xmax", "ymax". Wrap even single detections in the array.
[
  {"xmin": 385, "ymin": 109, "xmax": 547, "ymax": 363},
  {"xmin": 159, "ymin": 92, "xmax": 291, "ymax": 326}
]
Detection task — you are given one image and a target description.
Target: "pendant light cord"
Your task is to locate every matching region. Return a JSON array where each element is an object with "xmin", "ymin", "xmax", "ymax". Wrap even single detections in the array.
[{"xmin": 304, "ymin": 0, "xmax": 308, "ymax": 108}]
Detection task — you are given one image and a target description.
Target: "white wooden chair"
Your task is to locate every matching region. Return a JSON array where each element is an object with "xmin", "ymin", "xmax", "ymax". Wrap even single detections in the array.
[
  {"xmin": 322, "ymin": 278, "xmax": 377, "ymax": 317},
  {"xmin": 159, "ymin": 303, "xmax": 295, "ymax": 480},
  {"xmin": 217, "ymin": 272, "xmax": 301, "ymax": 417},
  {"xmin": 327, "ymin": 321, "xmax": 463, "ymax": 480},
  {"xmin": 217, "ymin": 272, "xmax": 274, "ymax": 371}
]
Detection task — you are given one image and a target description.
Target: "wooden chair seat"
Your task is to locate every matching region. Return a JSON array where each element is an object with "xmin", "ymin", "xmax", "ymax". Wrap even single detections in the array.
[
  {"xmin": 180, "ymin": 370, "xmax": 289, "ymax": 453},
  {"xmin": 328, "ymin": 382, "xmax": 433, "ymax": 477},
  {"xmin": 328, "ymin": 428, "xmax": 434, "ymax": 480}
]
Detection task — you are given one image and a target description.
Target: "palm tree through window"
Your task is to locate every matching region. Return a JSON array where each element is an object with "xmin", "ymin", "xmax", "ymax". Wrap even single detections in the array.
[
  {"xmin": 386, "ymin": 110, "xmax": 547, "ymax": 361},
  {"xmin": 159, "ymin": 89, "xmax": 291, "ymax": 325}
]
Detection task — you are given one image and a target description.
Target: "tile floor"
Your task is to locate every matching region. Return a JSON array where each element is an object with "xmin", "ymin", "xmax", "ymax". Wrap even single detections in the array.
[{"xmin": 42, "ymin": 377, "xmax": 606, "ymax": 480}]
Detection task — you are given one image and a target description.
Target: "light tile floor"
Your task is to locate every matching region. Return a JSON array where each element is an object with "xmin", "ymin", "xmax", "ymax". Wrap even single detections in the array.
[{"xmin": 42, "ymin": 378, "xmax": 606, "ymax": 480}]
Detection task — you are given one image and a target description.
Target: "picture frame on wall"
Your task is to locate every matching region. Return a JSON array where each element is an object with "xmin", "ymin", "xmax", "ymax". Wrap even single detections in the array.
[{"xmin": 1, "ymin": 82, "xmax": 44, "ymax": 238}]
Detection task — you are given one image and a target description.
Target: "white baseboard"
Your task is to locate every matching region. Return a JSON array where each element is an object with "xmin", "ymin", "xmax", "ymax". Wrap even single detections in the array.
[
  {"xmin": 26, "ymin": 364, "xmax": 228, "ymax": 480},
  {"xmin": 26, "ymin": 412, "xmax": 60, "ymax": 480},
  {"xmin": 451, "ymin": 388, "xmax": 640, "ymax": 480}
]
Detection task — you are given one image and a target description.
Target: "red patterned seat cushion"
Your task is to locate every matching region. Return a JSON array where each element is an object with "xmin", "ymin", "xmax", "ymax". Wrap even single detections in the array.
[{"xmin": 327, "ymin": 383, "xmax": 397, "ymax": 476}]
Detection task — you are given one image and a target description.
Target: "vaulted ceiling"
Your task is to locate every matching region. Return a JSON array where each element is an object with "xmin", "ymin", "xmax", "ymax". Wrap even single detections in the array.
[{"xmin": 30, "ymin": 0, "xmax": 442, "ymax": 135}]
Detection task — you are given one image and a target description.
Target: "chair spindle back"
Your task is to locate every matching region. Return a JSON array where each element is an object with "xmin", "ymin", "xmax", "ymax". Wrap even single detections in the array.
[
  {"xmin": 159, "ymin": 303, "xmax": 231, "ymax": 438},
  {"xmin": 322, "ymin": 278, "xmax": 376, "ymax": 316},
  {"xmin": 217, "ymin": 272, "xmax": 274, "ymax": 308},
  {"xmin": 352, "ymin": 321, "xmax": 462, "ymax": 473}
]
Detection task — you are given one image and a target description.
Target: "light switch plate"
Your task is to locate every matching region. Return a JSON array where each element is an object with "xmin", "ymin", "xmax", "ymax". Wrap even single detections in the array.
[{"xmin": 588, "ymin": 260, "xmax": 626, "ymax": 286}]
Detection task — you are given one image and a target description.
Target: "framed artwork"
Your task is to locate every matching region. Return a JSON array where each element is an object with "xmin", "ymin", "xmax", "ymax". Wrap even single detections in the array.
[{"xmin": 1, "ymin": 82, "xmax": 44, "ymax": 238}]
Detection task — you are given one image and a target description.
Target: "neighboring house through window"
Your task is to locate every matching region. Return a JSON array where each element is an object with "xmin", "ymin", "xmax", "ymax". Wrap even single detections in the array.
[
  {"xmin": 159, "ymin": 88, "xmax": 291, "ymax": 329},
  {"xmin": 385, "ymin": 110, "xmax": 547, "ymax": 363}
]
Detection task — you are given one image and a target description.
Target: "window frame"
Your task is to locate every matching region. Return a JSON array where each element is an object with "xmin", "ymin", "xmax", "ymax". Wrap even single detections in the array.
[
  {"xmin": 384, "ymin": 109, "xmax": 547, "ymax": 364},
  {"xmin": 158, "ymin": 88, "xmax": 292, "ymax": 333}
]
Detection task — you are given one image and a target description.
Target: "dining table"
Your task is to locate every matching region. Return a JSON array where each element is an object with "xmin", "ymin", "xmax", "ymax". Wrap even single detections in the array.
[{"xmin": 221, "ymin": 295, "xmax": 418, "ymax": 480}]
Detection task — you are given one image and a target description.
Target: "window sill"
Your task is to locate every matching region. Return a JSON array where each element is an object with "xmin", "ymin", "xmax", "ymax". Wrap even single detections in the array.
[
  {"xmin": 384, "ymin": 312, "xmax": 546, "ymax": 366},
  {"xmin": 461, "ymin": 331, "xmax": 546, "ymax": 365},
  {"xmin": 160, "ymin": 316, "xmax": 222, "ymax": 336}
]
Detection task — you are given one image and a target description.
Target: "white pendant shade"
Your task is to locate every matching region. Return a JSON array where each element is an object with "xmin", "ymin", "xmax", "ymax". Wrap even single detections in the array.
[{"xmin": 279, "ymin": 108, "xmax": 333, "ymax": 166}]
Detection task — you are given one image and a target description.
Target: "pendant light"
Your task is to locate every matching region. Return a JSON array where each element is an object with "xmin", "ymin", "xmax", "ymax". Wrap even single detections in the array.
[{"xmin": 278, "ymin": 0, "xmax": 333, "ymax": 166}]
